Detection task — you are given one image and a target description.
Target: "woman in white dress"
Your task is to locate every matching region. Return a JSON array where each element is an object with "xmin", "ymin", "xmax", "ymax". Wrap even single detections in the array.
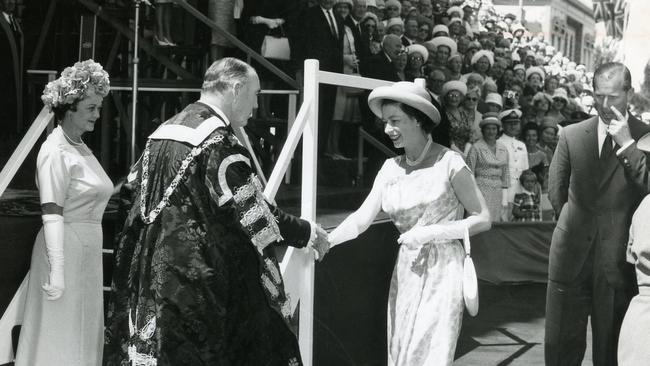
[
  {"xmin": 328, "ymin": 81, "xmax": 491, "ymax": 365},
  {"xmin": 14, "ymin": 60, "xmax": 113, "ymax": 366}
]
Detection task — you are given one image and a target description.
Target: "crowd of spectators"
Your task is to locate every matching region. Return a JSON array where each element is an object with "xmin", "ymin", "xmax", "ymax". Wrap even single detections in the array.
[{"xmin": 273, "ymin": 0, "xmax": 600, "ymax": 222}]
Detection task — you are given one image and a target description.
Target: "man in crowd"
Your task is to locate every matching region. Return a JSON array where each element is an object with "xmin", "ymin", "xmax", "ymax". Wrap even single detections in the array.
[
  {"xmin": 104, "ymin": 58, "xmax": 330, "ymax": 365},
  {"xmin": 545, "ymin": 62, "xmax": 650, "ymax": 366}
]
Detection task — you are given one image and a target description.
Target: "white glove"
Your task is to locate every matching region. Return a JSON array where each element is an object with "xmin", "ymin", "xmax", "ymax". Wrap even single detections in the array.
[
  {"xmin": 398, "ymin": 221, "xmax": 469, "ymax": 249},
  {"xmin": 328, "ymin": 222, "xmax": 360, "ymax": 248},
  {"xmin": 41, "ymin": 214, "xmax": 65, "ymax": 300}
]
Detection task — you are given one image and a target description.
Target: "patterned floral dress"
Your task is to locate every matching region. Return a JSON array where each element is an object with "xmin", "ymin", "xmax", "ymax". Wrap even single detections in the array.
[
  {"xmin": 466, "ymin": 139, "xmax": 510, "ymax": 222},
  {"xmin": 379, "ymin": 149, "xmax": 468, "ymax": 365},
  {"xmin": 104, "ymin": 103, "xmax": 312, "ymax": 366}
]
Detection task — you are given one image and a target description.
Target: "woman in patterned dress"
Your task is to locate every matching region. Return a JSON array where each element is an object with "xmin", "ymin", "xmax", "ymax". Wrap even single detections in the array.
[
  {"xmin": 442, "ymin": 80, "xmax": 474, "ymax": 158},
  {"xmin": 466, "ymin": 112, "xmax": 510, "ymax": 222},
  {"xmin": 328, "ymin": 81, "xmax": 491, "ymax": 365}
]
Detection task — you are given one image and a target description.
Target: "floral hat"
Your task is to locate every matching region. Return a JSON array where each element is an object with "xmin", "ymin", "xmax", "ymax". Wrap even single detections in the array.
[{"xmin": 41, "ymin": 59, "xmax": 110, "ymax": 110}]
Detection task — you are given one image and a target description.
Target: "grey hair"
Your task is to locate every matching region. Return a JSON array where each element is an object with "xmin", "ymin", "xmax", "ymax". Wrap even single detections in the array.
[
  {"xmin": 202, "ymin": 57, "xmax": 254, "ymax": 93},
  {"xmin": 593, "ymin": 62, "xmax": 632, "ymax": 91}
]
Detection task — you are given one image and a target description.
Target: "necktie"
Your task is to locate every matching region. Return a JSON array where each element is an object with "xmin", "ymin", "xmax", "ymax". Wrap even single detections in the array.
[
  {"xmin": 600, "ymin": 134, "xmax": 613, "ymax": 161},
  {"xmin": 326, "ymin": 10, "xmax": 338, "ymax": 38},
  {"xmin": 8, "ymin": 15, "xmax": 16, "ymax": 32}
]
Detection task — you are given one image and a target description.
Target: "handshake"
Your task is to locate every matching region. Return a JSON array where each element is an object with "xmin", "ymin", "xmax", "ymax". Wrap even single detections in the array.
[{"xmin": 308, "ymin": 225, "xmax": 331, "ymax": 262}]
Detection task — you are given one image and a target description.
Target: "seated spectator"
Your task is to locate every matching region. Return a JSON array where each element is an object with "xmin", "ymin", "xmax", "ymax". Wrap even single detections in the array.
[
  {"xmin": 512, "ymin": 170, "xmax": 541, "ymax": 222},
  {"xmin": 383, "ymin": 0, "xmax": 401, "ymax": 19},
  {"xmin": 429, "ymin": 36, "xmax": 456, "ymax": 70},
  {"xmin": 447, "ymin": 53, "xmax": 463, "ymax": 81},
  {"xmin": 431, "ymin": 24, "xmax": 449, "ymax": 37},
  {"xmin": 465, "ymin": 72, "xmax": 485, "ymax": 90},
  {"xmin": 448, "ymin": 17, "xmax": 464, "ymax": 39},
  {"xmin": 386, "ymin": 17, "xmax": 404, "ymax": 36},
  {"xmin": 402, "ymin": 17, "xmax": 418, "ymax": 46},
  {"xmin": 405, "ymin": 44, "xmax": 427, "ymax": 80},
  {"xmin": 466, "ymin": 112, "xmax": 510, "ymax": 222},
  {"xmin": 466, "ymin": 50, "xmax": 494, "ymax": 83},
  {"xmin": 426, "ymin": 67, "xmax": 447, "ymax": 103},
  {"xmin": 394, "ymin": 51, "xmax": 407, "ymax": 80}
]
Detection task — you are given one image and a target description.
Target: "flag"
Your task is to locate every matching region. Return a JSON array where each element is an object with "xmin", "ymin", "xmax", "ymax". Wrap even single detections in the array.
[{"xmin": 593, "ymin": 0, "xmax": 628, "ymax": 38}]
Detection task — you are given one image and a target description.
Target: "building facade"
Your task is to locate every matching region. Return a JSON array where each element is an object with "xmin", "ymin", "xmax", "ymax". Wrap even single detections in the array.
[{"xmin": 492, "ymin": 0, "xmax": 596, "ymax": 68}]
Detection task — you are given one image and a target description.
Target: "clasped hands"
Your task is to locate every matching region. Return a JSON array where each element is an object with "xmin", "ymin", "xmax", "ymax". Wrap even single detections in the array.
[{"xmin": 309, "ymin": 225, "xmax": 331, "ymax": 262}]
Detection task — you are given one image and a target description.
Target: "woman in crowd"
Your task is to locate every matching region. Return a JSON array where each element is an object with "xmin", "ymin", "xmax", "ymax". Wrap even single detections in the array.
[
  {"xmin": 153, "ymin": 0, "xmax": 175, "ymax": 46},
  {"xmin": 360, "ymin": 12, "xmax": 382, "ymax": 57},
  {"xmin": 330, "ymin": 0, "xmax": 360, "ymax": 160},
  {"xmin": 405, "ymin": 44, "xmax": 427, "ymax": 81},
  {"xmin": 538, "ymin": 116, "xmax": 559, "ymax": 167},
  {"xmin": 466, "ymin": 50, "xmax": 494, "ymax": 84},
  {"xmin": 14, "ymin": 60, "xmax": 113, "ymax": 366},
  {"xmin": 544, "ymin": 75, "xmax": 559, "ymax": 95},
  {"xmin": 522, "ymin": 122, "xmax": 549, "ymax": 170},
  {"xmin": 525, "ymin": 66, "xmax": 545, "ymax": 93},
  {"xmin": 329, "ymin": 81, "xmax": 491, "ymax": 366},
  {"xmin": 447, "ymin": 53, "xmax": 463, "ymax": 81},
  {"xmin": 466, "ymin": 112, "xmax": 509, "ymax": 222},
  {"xmin": 208, "ymin": 0, "xmax": 237, "ymax": 61},
  {"xmin": 416, "ymin": 20, "xmax": 432, "ymax": 43},
  {"xmin": 547, "ymin": 88, "xmax": 570, "ymax": 124},
  {"xmin": 442, "ymin": 80, "xmax": 473, "ymax": 157},
  {"xmin": 386, "ymin": 17, "xmax": 404, "ymax": 36},
  {"xmin": 526, "ymin": 92, "xmax": 552, "ymax": 126},
  {"xmin": 462, "ymin": 85, "xmax": 482, "ymax": 144}
]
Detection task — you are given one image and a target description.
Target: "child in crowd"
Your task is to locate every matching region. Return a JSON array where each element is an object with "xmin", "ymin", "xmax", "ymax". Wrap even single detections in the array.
[{"xmin": 512, "ymin": 170, "xmax": 541, "ymax": 222}]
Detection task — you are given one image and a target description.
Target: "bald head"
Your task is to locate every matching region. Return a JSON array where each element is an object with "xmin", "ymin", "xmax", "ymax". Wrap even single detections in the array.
[{"xmin": 382, "ymin": 34, "xmax": 404, "ymax": 61}]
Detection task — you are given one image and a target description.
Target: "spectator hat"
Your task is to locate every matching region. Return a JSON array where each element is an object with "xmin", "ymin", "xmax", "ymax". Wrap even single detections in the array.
[
  {"xmin": 368, "ymin": 81, "xmax": 441, "ymax": 125},
  {"xmin": 448, "ymin": 17, "xmax": 463, "ymax": 26},
  {"xmin": 432, "ymin": 24, "xmax": 450, "ymax": 36},
  {"xmin": 532, "ymin": 92, "xmax": 552, "ymax": 104},
  {"xmin": 448, "ymin": 53, "xmax": 463, "ymax": 62},
  {"xmin": 525, "ymin": 66, "xmax": 545, "ymax": 82},
  {"xmin": 386, "ymin": 17, "xmax": 404, "ymax": 31},
  {"xmin": 361, "ymin": 12, "xmax": 379, "ymax": 25},
  {"xmin": 375, "ymin": 0, "xmax": 385, "ymax": 9},
  {"xmin": 551, "ymin": 88, "xmax": 569, "ymax": 104},
  {"xmin": 502, "ymin": 31, "xmax": 514, "ymax": 40},
  {"xmin": 513, "ymin": 64, "xmax": 525, "ymax": 72},
  {"xmin": 638, "ymin": 133, "xmax": 650, "ymax": 153},
  {"xmin": 576, "ymin": 64, "xmax": 586, "ymax": 71},
  {"xmin": 366, "ymin": 0, "xmax": 377, "ymax": 6},
  {"xmin": 407, "ymin": 44, "xmax": 429, "ymax": 62},
  {"xmin": 499, "ymin": 109, "xmax": 523, "ymax": 123},
  {"xmin": 511, "ymin": 24, "xmax": 526, "ymax": 34},
  {"xmin": 471, "ymin": 50, "xmax": 494, "ymax": 66},
  {"xmin": 480, "ymin": 112, "xmax": 501, "ymax": 128},
  {"xmin": 467, "ymin": 40, "xmax": 482, "ymax": 51},
  {"xmin": 442, "ymin": 80, "xmax": 468, "ymax": 97},
  {"xmin": 540, "ymin": 116, "xmax": 559, "ymax": 132},
  {"xmin": 462, "ymin": 3, "xmax": 475, "ymax": 10},
  {"xmin": 496, "ymin": 21, "xmax": 508, "ymax": 30},
  {"xmin": 384, "ymin": 0, "xmax": 401, "ymax": 11},
  {"xmin": 504, "ymin": 13, "xmax": 517, "ymax": 20},
  {"xmin": 336, "ymin": 0, "xmax": 354, "ymax": 7},
  {"xmin": 485, "ymin": 93, "xmax": 503, "ymax": 107},
  {"xmin": 447, "ymin": 6, "xmax": 464, "ymax": 17},
  {"xmin": 431, "ymin": 36, "xmax": 457, "ymax": 54}
]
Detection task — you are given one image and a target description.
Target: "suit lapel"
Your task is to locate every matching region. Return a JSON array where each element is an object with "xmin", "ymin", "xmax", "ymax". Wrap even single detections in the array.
[{"xmin": 582, "ymin": 117, "xmax": 600, "ymax": 187}]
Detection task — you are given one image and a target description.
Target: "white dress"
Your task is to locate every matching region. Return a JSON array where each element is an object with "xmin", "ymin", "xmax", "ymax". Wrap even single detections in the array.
[
  {"xmin": 14, "ymin": 126, "xmax": 113, "ymax": 366},
  {"xmin": 379, "ymin": 150, "xmax": 467, "ymax": 365}
]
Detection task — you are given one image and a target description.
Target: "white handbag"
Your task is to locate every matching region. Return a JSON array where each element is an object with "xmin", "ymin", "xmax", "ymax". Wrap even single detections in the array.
[
  {"xmin": 261, "ymin": 27, "xmax": 290, "ymax": 61},
  {"xmin": 462, "ymin": 226, "xmax": 479, "ymax": 316}
]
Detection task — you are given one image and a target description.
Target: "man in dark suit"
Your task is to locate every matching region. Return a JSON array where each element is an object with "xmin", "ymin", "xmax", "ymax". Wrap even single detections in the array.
[
  {"xmin": 363, "ymin": 34, "xmax": 403, "ymax": 83},
  {"xmin": 294, "ymin": 0, "xmax": 344, "ymax": 156},
  {"xmin": 0, "ymin": 0, "xmax": 22, "ymax": 135},
  {"xmin": 545, "ymin": 62, "xmax": 650, "ymax": 366},
  {"xmin": 401, "ymin": 18, "xmax": 418, "ymax": 47}
]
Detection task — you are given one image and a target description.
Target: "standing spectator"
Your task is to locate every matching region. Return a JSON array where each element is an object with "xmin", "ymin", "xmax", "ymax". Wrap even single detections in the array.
[
  {"xmin": 442, "ymin": 81, "xmax": 473, "ymax": 157},
  {"xmin": 294, "ymin": 0, "xmax": 344, "ymax": 157},
  {"xmin": 154, "ymin": 0, "xmax": 176, "ymax": 46},
  {"xmin": 346, "ymin": 0, "xmax": 367, "ymax": 63},
  {"xmin": 402, "ymin": 17, "xmax": 418, "ymax": 46},
  {"xmin": 522, "ymin": 122, "xmax": 549, "ymax": 170},
  {"xmin": 359, "ymin": 12, "xmax": 381, "ymax": 68},
  {"xmin": 545, "ymin": 62, "xmax": 650, "ymax": 366},
  {"xmin": 512, "ymin": 170, "xmax": 541, "ymax": 222},
  {"xmin": 329, "ymin": 0, "xmax": 360, "ymax": 160},
  {"xmin": 544, "ymin": 75, "xmax": 559, "ymax": 95},
  {"xmin": 208, "ymin": 0, "xmax": 238, "ymax": 60},
  {"xmin": 525, "ymin": 66, "xmax": 545, "ymax": 92},
  {"xmin": 467, "ymin": 50, "xmax": 493, "ymax": 84},
  {"xmin": 548, "ymin": 88, "xmax": 569, "ymax": 124},
  {"xmin": 447, "ymin": 53, "xmax": 463, "ymax": 81},
  {"xmin": 462, "ymin": 85, "xmax": 482, "ymax": 143},
  {"xmin": 0, "ymin": 0, "xmax": 22, "ymax": 134},
  {"xmin": 527, "ymin": 92, "xmax": 552, "ymax": 126},
  {"xmin": 467, "ymin": 112, "xmax": 509, "ymax": 222},
  {"xmin": 538, "ymin": 116, "xmax": 559, "ymax": 164},
  {"xmin": 498, "ymin": 109, "xmax": 529, "ymax": 214}
]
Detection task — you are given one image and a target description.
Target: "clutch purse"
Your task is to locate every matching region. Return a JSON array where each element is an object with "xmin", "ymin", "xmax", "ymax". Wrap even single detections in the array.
[
  {"xmin": 261, "ymin": 28, "xmax": 290, "ymax": 61},
  {"xmin": 462, "ymin": 226, "xmax": 479, "ymax": 316}
]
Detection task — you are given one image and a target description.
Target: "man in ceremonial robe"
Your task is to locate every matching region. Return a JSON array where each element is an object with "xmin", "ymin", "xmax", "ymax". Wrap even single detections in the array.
[{"xmin": 104, "ymin": 58, "xmax": 328, "ymax": 366}]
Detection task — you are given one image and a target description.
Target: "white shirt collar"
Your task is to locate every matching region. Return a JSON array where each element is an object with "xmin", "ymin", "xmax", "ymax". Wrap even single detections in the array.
[
  {"xmin": 597, "ymin": 112, "xmax": 628, "ymax": 154},
  {"xmin": 198, "ymin": 99, "xmax": 232, "ymax": 127}
]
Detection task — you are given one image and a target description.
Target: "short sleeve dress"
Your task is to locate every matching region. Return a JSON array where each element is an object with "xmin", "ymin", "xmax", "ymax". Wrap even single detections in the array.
[
  {"xmin": 380, "ymin": 149, "xmax": 469, "ymax": 366},
  {"xmin": 15, "ymin": 126, "xmax": 113, "ymax": 366}
]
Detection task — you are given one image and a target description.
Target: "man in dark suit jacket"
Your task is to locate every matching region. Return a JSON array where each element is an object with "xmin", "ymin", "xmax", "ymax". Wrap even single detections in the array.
[
  {"xmin": 293, "ymin": 0, "xmax": 344, "ymax": 156},
  {"xmin": 545, "ymin": 62, "xmax": 650, "ymax": 366},
  {"xmin": 0, "ymin": 0, "xmax": 22, "ymax": 135}
]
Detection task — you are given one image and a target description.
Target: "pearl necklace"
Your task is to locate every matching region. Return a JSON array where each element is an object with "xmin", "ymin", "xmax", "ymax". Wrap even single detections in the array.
[
  {"xmin": 60, "ymin": 127, "xmax": 84, "ymax": 146},
  {"xmin": 405, "ymin": 135, "xmax": 433, "ymax": 167}
]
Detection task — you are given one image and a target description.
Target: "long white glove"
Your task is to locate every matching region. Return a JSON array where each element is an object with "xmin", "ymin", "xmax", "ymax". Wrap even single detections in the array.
[
  {"xmin": 398, "ymin": 220, "xmax": 469, "ymax": 250},
  {"xmin": 41, "ymin": 214, "xmax": 65, "ymax": 300},
  {"xmin": 328, "ymin": 219, "xmax": 361, "ymax": 248}
]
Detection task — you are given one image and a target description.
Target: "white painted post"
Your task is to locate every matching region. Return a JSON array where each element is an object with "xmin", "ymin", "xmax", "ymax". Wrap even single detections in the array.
[
  {"xmin": 299, "ymin": 59, "xmax": 319, "ymax": 366},
  {"xmin": 285, "ymin": 93, "xmax": 297, "ymax": 184}
]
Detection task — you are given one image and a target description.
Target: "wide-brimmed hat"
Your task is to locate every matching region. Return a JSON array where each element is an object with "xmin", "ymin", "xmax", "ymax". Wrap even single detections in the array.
[
  {"xmin": 511, "ymin": 23, "xmax": 526, "ymax": 34},
  {"xmin": 407, "ymin": 44, "xmax": 429, "ymax": 62},
  {"xmin": 448, "ymin": 17, "xmax": 463, "ymax": 26},
  {"xmin": 368, "ymin": 81, "xmax": 441, "ymax": 125},
  {"xmin": 384, "ymin": 0, "xmax": 401, "ymax": 11},
  {"xmin": 448, "ymin": 53, "xmax": 463, "ymax": 62},
  {"xmin": 360, "ymin": 12, "xmax": 379, "ymax": 25},
  {"xmin": 447, "ymin": 6, "xmax": 464, "ymax": 16},
  {"xmin": 551, "ymin": 88, "xmax": 569, "ymax": 104},
  {"xmin": 637, "ymin": 133, "xmax": 650, "ymax": 152},
  {"xmin": 432, "ymin": 24, "xmax": 450, "ymax": 36},
  {"xmin": 504, "ymin": 13, "xmax": 517, "ymax": 20},
  {"xmin": 385, "ymin": 17, "xmax": 404, "ymax": 31},
  {"xmin": 471, "ymin": 50, "xmax": 494, "ymax": 66},
  {"xmin": 485, "ymin": 92, "xmax": 503, "ymax": 107},
  {"xmin": 479, "ymin": 112, "xmax": 501, "ymax": 128},
  {"xmin": 526, "ymin": 66, "xmax": 545, "ymax": 82},
  {"xmin": 499, "ymin": 109, "xmax": 522, "ymax": 123},
  {"xmin": 467, "ymin": 40, "xmax": 482, "ymax": 51},
  {"xmin": 430, "ymin": 36, "xmax": 457, "ymax": 54},
  {"xmin": 442, "ymin": 80, "xmax": 468, "ymax": 96},
  {"xmin": 335, "ymin": 0, "xmax": 353, "ymax": 8}
]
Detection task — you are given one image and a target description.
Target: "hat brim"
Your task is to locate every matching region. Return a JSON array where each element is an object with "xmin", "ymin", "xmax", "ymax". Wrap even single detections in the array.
[
  {"xmin": 368, "ymin": 87, "xmax": 441, "ymax": 126},
  {"xmin": 636, "ymin": 132, "xmax": 650, "ymax": 153}
]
